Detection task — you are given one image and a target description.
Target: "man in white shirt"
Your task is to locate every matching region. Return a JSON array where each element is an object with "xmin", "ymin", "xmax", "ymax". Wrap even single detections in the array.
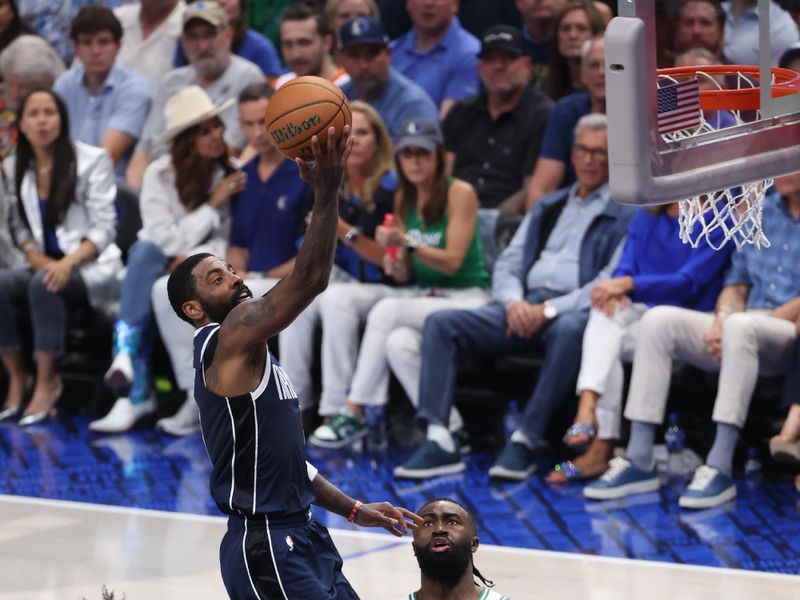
[
  {"xmin": 114, "ymin": 0, "xmax": 186, "ymax": 89},
  {"xmin": 722, "ymin": 0, "xmax": 799, "ymax": 65},
  {"xmin": 125, "ymin": 1, "xmax": 263, "ymax": 189}
]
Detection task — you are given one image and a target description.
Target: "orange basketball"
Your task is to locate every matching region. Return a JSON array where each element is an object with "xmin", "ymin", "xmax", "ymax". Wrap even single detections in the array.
[{"xmin": 264, "ymin": 76, "xmax": 352, "ymax": 161}]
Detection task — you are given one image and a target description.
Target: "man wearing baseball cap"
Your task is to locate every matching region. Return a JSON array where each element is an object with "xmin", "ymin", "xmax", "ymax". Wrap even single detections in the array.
[
  {"xmin": 337, "ymin": 16, "xmax": 439, "ymax": 141},
  {"xmin": 442, "ymin": 25, "xmax": 552, "ymax": 216},
  {"xmin": 126, "ymin": 0, "xmax": 264, "ymax": 189}
]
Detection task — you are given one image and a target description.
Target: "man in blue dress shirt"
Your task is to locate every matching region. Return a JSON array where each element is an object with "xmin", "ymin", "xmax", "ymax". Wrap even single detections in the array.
[
  {"xmin": 53, "ymin": 6, "xmax": 152, "ymax": 180},
  {"xmin": 338, "ymin": 16, "xmax": 439, "ymax": 141}
]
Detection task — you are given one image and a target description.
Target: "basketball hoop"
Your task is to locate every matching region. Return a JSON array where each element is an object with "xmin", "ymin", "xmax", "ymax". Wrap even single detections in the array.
[{"xmin": 656, "ymin": 65, "xmax": 800, "ymax": 250}]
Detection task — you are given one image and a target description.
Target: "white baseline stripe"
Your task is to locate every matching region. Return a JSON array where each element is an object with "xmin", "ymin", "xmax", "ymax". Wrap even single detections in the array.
[{"xmin": 0, "ymin": 495, "xmax": 795, "ymax": 584}]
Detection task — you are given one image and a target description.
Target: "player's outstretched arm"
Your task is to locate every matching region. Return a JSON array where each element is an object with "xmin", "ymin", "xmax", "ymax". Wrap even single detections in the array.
[
  {"xmin": 311, "ymin": 474, "xmax": 423, "ymax": 537},
  {"xmin": 216, "ymin": 127, "xmax": 353, "ymax": 355}
]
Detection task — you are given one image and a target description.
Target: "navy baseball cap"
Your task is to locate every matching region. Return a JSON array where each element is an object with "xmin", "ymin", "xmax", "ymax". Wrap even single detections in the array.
[
  {"xmin": 339, "ymin": 16, "xmax": 390, "ymax": 50},
  {"xmin": 478, "ymin": 24, "xmax": 525, "ymax": 58},
  {"xmin": 394, "ymin": 118, "xmax": 443, "ymax": 154}
]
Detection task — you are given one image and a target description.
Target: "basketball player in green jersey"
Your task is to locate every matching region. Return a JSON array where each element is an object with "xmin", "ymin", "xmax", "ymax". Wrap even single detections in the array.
[{"xmin": 405, "ymin": 498, "xmax": 510, "ymax": 600}]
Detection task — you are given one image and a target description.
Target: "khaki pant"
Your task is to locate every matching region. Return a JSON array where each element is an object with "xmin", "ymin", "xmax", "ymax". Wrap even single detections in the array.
[{"xmin": 624, "ymin": 306, "xmax": 797, "ymax": 428}]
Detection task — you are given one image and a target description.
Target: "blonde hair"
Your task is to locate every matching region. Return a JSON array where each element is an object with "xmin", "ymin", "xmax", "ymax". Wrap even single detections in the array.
[
  {"xmin": 349, "ymin": 100, "xmax": 393, "ymax": 205},
  {"xmin": 323, "ymin": 0, "xmax": 379, "ymax": 36}
]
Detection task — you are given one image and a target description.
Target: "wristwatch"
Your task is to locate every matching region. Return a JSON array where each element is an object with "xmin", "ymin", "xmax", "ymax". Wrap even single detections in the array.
[
  {"xmin": 343, "ymin": 227, "xmax": 360, "ymax": 247},
  {"xmin": 543, "ymin": 301, "xmax": 558, "ymax": 320}
]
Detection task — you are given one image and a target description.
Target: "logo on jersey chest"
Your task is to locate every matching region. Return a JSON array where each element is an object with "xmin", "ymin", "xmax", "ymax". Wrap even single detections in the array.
[{"xmin": 272, "ymin": 364, "xmax": 298, "ymax": 400}]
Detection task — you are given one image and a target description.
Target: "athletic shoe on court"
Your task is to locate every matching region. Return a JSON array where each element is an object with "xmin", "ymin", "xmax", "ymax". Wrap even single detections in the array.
[
  {"xmin": 452, "ymin": 428, "xmax": 472, "ymax": 455},
  {"xmin": 156, "ymin": 395, "xmax": 200, "ymax": 437},
  {"xmin": 488, "ymin": 441, "xmax": 536, "ymax": 480},
  {"xmin": 309, "ymin": 408, "xmax": 367, "ymax": 448},
  {"xmin": 678, "ymin": 465, "xmax": 736, "ymax": 509},
  {"xmin": 394, "ymin": 440, "xmax": 465, "ymax": 479},
  {"xmin": 583, "ymin": 457, "xmax": 660, "ymax": 500},
  {"xmin": 89, "ymin": 395, "xmax": 156, "ymax": 433}
]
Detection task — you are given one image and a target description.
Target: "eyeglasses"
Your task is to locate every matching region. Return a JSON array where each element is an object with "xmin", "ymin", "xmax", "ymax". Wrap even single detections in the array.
[
  {"xmin": 398, "ymin": 147, "xmax": 432, "ymax": 159},
  {"xmin": 573, "ymin": 143, "xmax": 608, "ymax": 161}
]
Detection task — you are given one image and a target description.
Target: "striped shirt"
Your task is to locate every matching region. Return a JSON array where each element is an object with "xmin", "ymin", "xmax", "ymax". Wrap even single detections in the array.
[{"xmin": 193, "ymin": 323, "xmax": 317, "ymax": 517}]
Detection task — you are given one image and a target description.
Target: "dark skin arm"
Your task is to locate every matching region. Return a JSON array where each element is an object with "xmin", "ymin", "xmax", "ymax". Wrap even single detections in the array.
[
  {"xmin": 311, "ymin": 474, "xmax": 422, "ymax": 536},
  {"xmin": 207, "ymin": 127, "xmax": 353, "ymax": 397}
]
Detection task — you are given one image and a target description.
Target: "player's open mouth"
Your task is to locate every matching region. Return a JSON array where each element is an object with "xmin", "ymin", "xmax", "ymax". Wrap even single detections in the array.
[
  {"xmin": 430, "ymin": 537, "xmax": 451, "ymax": 553},
  {"xmin": 237, "ymin": 288, "xmax": 253, "ymax": 302}
]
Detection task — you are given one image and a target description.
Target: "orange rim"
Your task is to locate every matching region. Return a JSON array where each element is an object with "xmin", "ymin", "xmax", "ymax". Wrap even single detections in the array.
[{"xmin": 656, "ymin": 65, "xmax": 800, "ymax": 111}]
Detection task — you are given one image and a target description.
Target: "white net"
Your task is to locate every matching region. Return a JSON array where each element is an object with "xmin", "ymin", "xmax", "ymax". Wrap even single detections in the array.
[{"xmin": 658, "ymin": 69, "xmax": 772, "ymax": 250}]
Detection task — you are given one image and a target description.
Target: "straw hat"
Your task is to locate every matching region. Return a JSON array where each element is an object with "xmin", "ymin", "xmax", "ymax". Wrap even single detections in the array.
[{"xmin": 158, "ymin": 85, "xmax": 234, "ymax": 144}]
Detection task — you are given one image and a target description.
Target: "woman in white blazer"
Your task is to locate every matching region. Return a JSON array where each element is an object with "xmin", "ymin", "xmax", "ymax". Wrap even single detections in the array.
[
  {"xmin": 90, "ymin": 85, "xmax": 245, "ymax": 434},
  {"xmin": 0, "ymin": 88, "xmax": 121, "ymax": 426}
]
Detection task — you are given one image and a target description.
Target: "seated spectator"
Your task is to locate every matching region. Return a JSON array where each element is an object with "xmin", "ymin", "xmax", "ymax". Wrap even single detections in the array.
[
  {"xmin": 545, "ymin": 202, "xmax": 733, "ymax": 483},
  {"xmin": 390, "ymin": 0, "xmax": 480, "ymax": 118},
  {"xmin": 309, "ymin": 117, "xmax": 490, "ymax": 448},
  {"xmin": 443, "ymin": 25, "xmax": 552, "ymax": 213},
  {"xmin": 408, "ymin": 498, "xmax": 509, "ymax": 600},
  {"xmin": 152, "ymin": 82, "xmax": 311, "ymax": 436},
  {"xmin": 114, "ymin": 0, "xmax": 186, "ymax": 90},
  {"xmin": 546, "ymin": 0, "xmax": 605, "ymax": 102},
  {"xmin": 276, "ymin": 3, "xmax": 349, "ymax": 88},
  {"xmin": 674, "ymin": 48, "xmax": 737, "ymax": 130},
  {"xmin": 16, "ymin": 0, "xmax": 88, "ymax": 64},
  {"xmin": 394, "ymin": 114, "xmax": 635, "ymax": 480},
  {"xmin": 770, "ymin": 338, "xmax": 800, "ymax": 494},
  {"xmin": 0, "ymin": 184, "xmax": 23, "ymax": 269},
  {"xmin": 91, "ymin": 86, "xmax": 243, "ymax": 433},
  {"xmin": 324, "ymin": 0, "xmax": 379, "ymax": 44},
  {"xmin": 516, "ymin": 0, "xmax": 567, "ymax": 89},
  {"xmin": 125, "ymin": 0, "xmax": 263, "ymax": 189},
  {"xmin": 722, "ymin": 0, "xmax": 799, "ymax": 66},
  {"xmin": 0, "ymin": 35, "xmax": 65, "ymax": 159},
  {"xmin": 525, "ymin": 33, "xmax": 604, "ymax": 211},
  {"xmin": 338, "ymin": 16, "xmax": 439, "ymax": 140},
  {"xmin": 174, "ymin": 0, "xmax": 282, "ymax": 79},
  {"xmin": 585, "ymin": 171, "xmax": 800, "ymax": 509},
  {"xmin": 0, "ymin": 0, "xmax": 33, "ymax": 59},
  {"xmin": 279, "ymin": 101, "xmax": 397, "ymax": 426},
  {"xmin": 0, "ymin": 89, "xmax": 121, "ymax": 425},
  {"xmin": 672, "ymin": 0, "xmax": 726, "ymax": 61},
  {"xmin": 54, "ymin": 6, "xmax": 152, "ymax": 181}
]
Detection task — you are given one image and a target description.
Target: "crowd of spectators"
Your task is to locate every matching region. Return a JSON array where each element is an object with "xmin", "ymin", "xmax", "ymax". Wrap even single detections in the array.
[{"xmin": 0, "ymin": 0, "xmax": 799, "ymax": 501}]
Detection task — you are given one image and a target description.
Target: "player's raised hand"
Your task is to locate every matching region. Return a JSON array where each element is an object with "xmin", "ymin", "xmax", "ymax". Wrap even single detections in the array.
[
  {"xmin": 355, "ymin": 501, "xmax": 424, "ymax": 537},
  {"xmin": 295, "ymin": 125, "xmax": 353, "ymax": 196}
]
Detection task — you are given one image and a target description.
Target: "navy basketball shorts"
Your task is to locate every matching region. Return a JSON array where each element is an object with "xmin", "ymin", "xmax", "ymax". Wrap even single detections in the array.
[{"xmin": 220, "ymin": 511, "xmax": 360, "ymax": 600}]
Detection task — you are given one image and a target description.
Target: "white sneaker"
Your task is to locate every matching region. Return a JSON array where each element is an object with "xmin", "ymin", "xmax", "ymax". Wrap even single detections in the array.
[
  {"xmin": 89, "ymin": 396, "xmax": 156, "ymax": 433},
  {"xmin": 104, "ymin": 352, "xmax": 134, "ymax": 393},
  {"xmin": 156, "ymin": 395, "xmax": 200, "ymax": 437}
]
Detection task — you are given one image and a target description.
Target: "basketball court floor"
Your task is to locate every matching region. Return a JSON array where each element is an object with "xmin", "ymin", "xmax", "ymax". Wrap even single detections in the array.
[{"xmin": 0, "ymin": 415, "xmax": 797, "ymax": 598}]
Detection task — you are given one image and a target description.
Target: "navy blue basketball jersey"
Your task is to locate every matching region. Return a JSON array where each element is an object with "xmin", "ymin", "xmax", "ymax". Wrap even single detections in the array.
[{"xmin": 193, "ymin": 323, "xmax": 317, "ymax": 517}]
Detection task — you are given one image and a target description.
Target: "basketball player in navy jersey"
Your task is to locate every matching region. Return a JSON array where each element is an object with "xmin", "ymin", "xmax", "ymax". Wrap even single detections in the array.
[{"xmin": 166, "ymin": 127, "xmax": 422, "ymax": 600}]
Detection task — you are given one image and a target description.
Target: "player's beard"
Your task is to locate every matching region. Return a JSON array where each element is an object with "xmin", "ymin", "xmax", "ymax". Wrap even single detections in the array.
[
  {"xmin": 200, "ymin": 285, "xmax": 252, "ymax": 324},
  {"xmin": 412, "ymin": 539, "xmax": 472, "ymax": 589}
]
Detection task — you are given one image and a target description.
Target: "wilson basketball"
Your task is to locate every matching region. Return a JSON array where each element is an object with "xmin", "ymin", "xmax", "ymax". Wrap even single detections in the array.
[{"xmin": 264, "ymin": 76, "xmax": 352, "ymax": 161}]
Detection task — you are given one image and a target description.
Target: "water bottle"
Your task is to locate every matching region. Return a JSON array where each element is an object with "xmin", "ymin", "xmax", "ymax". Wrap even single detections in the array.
[
  {"xmin": 504, "ymin": 401, "xmax": 521, "ymax": 441},
  {"xmin": 664, "ymin": 413, "xmax": 687, "ymax": 475},
  {"xmin": 744, "ymin": 446, "xmax": 763, "ymax": 484},
  {"xmin": 382, "ymin": 213, "xmax": 399, "ymax": 259},
  {"xmin": 364, "ymin": 405, "xmax": 388, "ymax": 451}
]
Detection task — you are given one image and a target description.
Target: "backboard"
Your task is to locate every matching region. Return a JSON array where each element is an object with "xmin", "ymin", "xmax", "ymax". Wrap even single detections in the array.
[{"xmin": 606, "ymin": 0, "xmax": 800, "ymax": 205}]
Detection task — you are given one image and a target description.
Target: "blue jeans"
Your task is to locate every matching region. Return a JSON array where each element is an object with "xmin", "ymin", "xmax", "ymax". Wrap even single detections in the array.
[
  {"xmin": 417, "ymin": 299, "xmax": 589, "ymax": 445},
  {"xmin": 119, "ymin": 240, "xmax": 167, "ymax": 324}
]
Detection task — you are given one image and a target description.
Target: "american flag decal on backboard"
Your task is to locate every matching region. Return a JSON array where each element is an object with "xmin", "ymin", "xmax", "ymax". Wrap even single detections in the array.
[{"xmin": 657, "ymin": 79, "xmax": 701, "ymax": 134}]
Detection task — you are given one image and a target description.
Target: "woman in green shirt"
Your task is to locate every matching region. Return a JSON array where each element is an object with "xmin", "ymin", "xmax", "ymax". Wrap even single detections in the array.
[{"xmin": 310, "ymin": 117, "xmax": 490, "ymax": 449}]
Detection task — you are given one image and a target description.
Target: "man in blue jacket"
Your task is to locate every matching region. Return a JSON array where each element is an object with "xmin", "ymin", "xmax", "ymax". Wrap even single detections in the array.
[{"xmin": 395, "ymin": 113, "xmax": 636, "ymax": 480}]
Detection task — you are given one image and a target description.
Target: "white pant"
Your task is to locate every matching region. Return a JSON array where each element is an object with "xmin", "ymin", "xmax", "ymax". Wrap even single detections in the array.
[
  {"xmin": 278, "ymin": 281, "xmax": 395, "ymax": 415},
  {"xmin": 576, "ymin": 303, "xmax": 648, "ymax": 440},
  {"xmin": 623, "ymin": 306, "xmax": 797, "ymax": 428},
  {"xmin": 348, "ymin": 287, "xmax": 490, "ymax": 409},
  {"xmin": 151, "ymin": 275, "xmax": 278, "ymax": 393}
]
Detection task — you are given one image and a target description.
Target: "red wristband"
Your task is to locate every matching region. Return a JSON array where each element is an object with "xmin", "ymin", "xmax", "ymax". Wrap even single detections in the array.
[{"xmin": 347, "ymin": 500, "xmax": 363, "ymax": 523}]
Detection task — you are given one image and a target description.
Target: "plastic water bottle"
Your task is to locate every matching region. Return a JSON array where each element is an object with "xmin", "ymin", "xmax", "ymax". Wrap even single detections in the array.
[
  {"xmin": 744, "ymin": 446, "xmax": 763, "ymax": 484},
  {"xmin": 382, "ymin": 213, "xmax": 399, "ymax": 259},
  {"xmin": 664, "ymin": 413, "xmax": 688, "ymax": 475},
  {"xmin": 504, "ymin": 401, "xmax": 521, "ymax": 441},
  {"xmin": 364, "ymin": 405, "xmax": 387, "ymax": 451}
]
